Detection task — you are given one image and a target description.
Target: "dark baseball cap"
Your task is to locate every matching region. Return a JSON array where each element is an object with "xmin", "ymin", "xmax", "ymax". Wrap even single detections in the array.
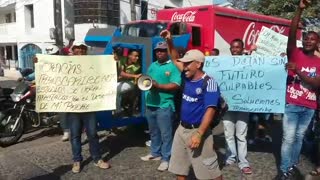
[{"xmin": 154, "ymin": 41, "xmax": 168, "ymax": 50}]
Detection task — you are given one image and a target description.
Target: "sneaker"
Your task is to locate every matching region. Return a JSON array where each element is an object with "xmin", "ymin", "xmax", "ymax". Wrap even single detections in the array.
[
  {"xmin": 242, "ymin": 167, "xmax": 253, "ymax": 175},
  {"xmin": 145, "ymin": 140, "xmax": 151, "ymax": 147},
  {"xmin": 94, "ymin": 160, "xmax": 110, "ymax": 169},
  {"xmin": 140, "ymin": 154, "xmax": 161, "ymax": 161},
  {"xmin": 287, "ymin": 165, "xmax": 298, "ymax": 176},
  {"xmin": 157, "ymin": 161, "xmax": 169, "ymax": 172},
  {"xmin": 61, "ymin": 132, "xmax": 69, "ymax": 141},
  {"xmin": 274, "ymin": 172, "xmax": 290, "ymax": 180},
  {"xmin": 72, "ymin": 162, "xmax": 81, "ymax": 173}
]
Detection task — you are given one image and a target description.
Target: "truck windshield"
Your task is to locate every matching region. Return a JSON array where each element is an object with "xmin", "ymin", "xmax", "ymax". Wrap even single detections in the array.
[{"xmin": 122, "ymin": 22, "xmax": 168, "ymax": 37}]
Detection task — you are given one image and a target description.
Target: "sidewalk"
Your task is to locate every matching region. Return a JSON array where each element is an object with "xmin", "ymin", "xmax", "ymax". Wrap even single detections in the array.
[{"xmin": 1, "ymin": 69, "xmax": 21, "ymax": 80}]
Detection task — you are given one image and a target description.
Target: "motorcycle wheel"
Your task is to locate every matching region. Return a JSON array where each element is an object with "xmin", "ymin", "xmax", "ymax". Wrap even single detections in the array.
[{"xmin": 0, "ymin": 113, "xmax": 24, "ymax": 147}]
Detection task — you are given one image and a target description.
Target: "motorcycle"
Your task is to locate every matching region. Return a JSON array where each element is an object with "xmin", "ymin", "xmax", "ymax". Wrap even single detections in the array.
[{"xmin": 0, "ymin": 81, "xmax": 59, "ymax": 146}]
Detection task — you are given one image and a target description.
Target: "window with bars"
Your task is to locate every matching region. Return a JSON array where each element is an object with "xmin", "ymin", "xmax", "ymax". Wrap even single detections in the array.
[{"xmin": 74, "ymin": 0, "xmax": 120, "ymax": 26}]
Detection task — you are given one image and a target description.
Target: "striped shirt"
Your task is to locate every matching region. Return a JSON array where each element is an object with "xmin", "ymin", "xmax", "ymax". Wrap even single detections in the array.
[{"xmin": 180, "ymin": 74, "xmax": 221, "ymax": 125}]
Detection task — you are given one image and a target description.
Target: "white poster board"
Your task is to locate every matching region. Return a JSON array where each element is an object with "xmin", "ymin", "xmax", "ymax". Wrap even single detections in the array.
[
  {"xmin": 252, "ymin": 26, "xmax": 302, "ymax": 56},
  {"xmin": 35, "ymin": 55, "xmax": 117, "ymax": 112}
]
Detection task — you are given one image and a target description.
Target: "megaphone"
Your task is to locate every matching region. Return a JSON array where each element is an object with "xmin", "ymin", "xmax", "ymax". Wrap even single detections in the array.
[{"xmin": 137, "ymin": 75, "xmax": 153, "ymax": 91}]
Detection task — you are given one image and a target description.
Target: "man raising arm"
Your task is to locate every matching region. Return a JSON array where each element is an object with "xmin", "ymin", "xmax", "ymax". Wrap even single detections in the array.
[
  {"xmin": 278, "ymin": 0, "xmax": 320, "ymax": 179},
  {"xmin": 161, "ymin": 29, "xmax": 222, "ymax": 180}
]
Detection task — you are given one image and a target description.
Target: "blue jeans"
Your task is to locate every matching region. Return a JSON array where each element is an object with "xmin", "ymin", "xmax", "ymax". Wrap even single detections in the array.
[
  {"xmin": 68, "ymin": 112, "xmax": 101, "ymax": 162},
  {"xmin": 280, "ymin": 104, "xmax": 314, "ymax": 173},
  {"xmin": 145, "ymin": 106, "xmax": 174, "ymax": 162},
  {"xmin": 59, "ymin": 113, "xmax": 68, "ymax": 130}
]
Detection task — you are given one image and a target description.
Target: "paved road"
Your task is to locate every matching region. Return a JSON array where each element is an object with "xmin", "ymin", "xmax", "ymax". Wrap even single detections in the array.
[
  {"xmin": 0, "ymin": 121, "xmax": 318, "ymax": 180},
  {"xmin": 0, "ymin": 71, "xmax": 318, "ymax": 180}
]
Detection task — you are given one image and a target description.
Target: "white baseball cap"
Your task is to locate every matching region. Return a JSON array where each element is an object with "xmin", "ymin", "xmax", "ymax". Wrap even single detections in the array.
[
  {"xmin": 70, "ymin": 41, "xmax": 88, "ymax": 51},
  {"xmin": 178, "ymin": 49, "xmax": 205, "ymax": 63}
]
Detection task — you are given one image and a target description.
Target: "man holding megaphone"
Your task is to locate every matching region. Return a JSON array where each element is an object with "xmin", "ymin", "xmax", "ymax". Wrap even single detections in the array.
[
  {"xmin": 140, "ymin": 41, "xmax": 181, "ymax": 172},
  {"xmin": 137, "ymin": 75, "xmax": 153, "ymax": 91}
]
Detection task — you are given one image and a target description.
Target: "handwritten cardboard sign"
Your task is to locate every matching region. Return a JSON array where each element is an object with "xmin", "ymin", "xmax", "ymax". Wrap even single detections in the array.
[
  {"xmin": 204, "ymin": 55, "xmax": 287, "ymax": 113},
  {"xmin": 35, "ymin": 55, "xmax": 117, "ymax": 112},
  {"xmin": 252, "ymin": 26, "xmax": 302, "ymax": 56}
]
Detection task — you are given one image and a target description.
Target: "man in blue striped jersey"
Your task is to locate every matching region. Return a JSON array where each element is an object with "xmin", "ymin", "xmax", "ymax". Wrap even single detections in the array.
[{"xmin": 161, "ymin": 29, "xmax": 223, "ymax": 180}]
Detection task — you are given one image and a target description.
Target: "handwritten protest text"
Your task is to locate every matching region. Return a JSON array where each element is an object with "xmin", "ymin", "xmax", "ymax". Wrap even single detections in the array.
[
  {"xmin": 204, "ymin": 55, "xmax": 287, "ymax": 113},
  {"xmin": 35, "ymin": 55, "xmax": 117, "ymax": 112}
]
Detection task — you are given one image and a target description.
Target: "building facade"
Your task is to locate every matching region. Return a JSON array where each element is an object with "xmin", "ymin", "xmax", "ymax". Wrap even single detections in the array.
[
  {"xmin": 0, "ymin": 1, "xmax": 18, "ymax": 67},
  {"xmin": 0, "ymin": 0, "xmax": 214, "ymax": 68},
  {"xmin": 0, "ymin": 0, "xmax": 56, "ymax": 68}
]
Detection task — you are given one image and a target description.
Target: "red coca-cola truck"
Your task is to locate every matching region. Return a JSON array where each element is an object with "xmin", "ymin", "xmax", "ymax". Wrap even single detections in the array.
[
  {"xmin": 157, "ymin": 5, "xmax": 301, "ymax": 54},
  {"xmin": 153, "ymin": 5, "xmax": 301, "ymax": 55}
]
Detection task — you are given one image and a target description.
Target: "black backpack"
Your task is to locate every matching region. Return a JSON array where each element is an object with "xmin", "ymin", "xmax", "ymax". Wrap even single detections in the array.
[{"xmin": 176, "ymin": 75, "xmax": 228, "ymax": 128}]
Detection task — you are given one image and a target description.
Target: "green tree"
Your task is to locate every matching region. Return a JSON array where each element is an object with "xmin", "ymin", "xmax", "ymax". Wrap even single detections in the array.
[
  {"xmin": 247, "ymin": 0, "xmax": 320, "ymax": 19},
  {"xmin": 227, "ymin": 0, "xmax": 248, "ymax": 10}
]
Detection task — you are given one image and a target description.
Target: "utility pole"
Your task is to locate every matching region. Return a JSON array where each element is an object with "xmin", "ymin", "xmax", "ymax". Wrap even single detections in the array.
[
  {"xmin": 54, "ymin": 0, "xmax": 64, "ymax": 48},
  {"xmin": 130, "ymin": 0, "xmax": 136, "ymax": 21},
  {"xmin": 64, "ymin": 0, "xmax": 75, "ymax": 40}
]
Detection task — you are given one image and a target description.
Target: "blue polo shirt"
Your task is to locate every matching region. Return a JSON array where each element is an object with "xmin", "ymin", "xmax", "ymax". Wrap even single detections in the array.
[{"xmin": 180, "ymin": 74, "xmax": 220, "ymax": 125}]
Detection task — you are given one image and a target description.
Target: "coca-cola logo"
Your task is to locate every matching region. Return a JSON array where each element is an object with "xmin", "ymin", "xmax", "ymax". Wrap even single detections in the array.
[
  {"xmin": 171, "ymin": 11, "xmax": 197, "ymax": 22},
  {"xmin": 243, "ymin": 22, "xmax": 259, "ymax": 46},
  {"xmin": 243, "ymin": 22, "xmax": 286, "ymax": 47},
  {"xmin": 270, "ymin": 25, "xmax": 285, "ymax": 34}
]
